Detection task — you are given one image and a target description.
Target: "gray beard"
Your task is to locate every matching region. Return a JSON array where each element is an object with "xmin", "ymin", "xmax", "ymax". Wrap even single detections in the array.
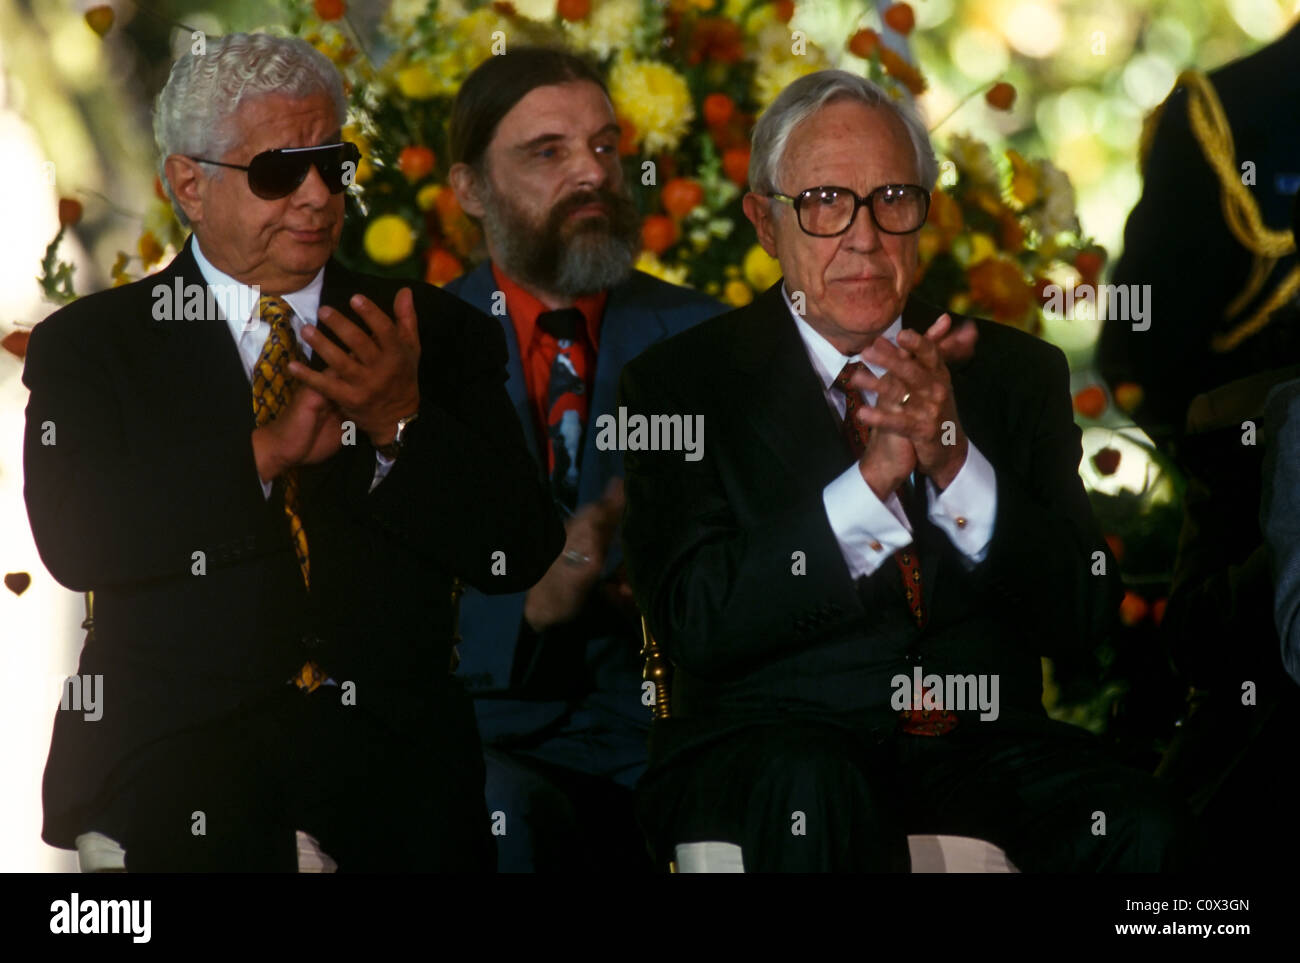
[{"xmin": 480, "ymin": 187, "xmax": 639, "ymax": 298}]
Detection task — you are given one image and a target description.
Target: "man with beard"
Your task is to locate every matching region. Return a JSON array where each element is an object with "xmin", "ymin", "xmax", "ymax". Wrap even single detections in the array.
[{"xmin": 444, "ymin": 47, "xmax": 722, "ymax": 872}]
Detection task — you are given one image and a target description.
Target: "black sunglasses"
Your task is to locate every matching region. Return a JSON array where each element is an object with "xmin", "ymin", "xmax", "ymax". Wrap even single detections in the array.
[{"xmin": 186, "ymin": 142, "xmax": 361, "ymax": 200}]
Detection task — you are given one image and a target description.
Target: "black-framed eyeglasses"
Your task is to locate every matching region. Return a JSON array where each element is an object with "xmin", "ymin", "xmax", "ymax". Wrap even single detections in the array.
[
  {"xmin": 768, "ymin": 184, "xmax": 930, "ymax": 237},
  {"xmin": 185, "ymin": 142, "xmax": 361, "ymax": 200}
]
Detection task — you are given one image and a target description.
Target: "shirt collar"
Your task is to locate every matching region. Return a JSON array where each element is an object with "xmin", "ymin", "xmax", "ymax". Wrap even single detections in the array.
[
  {"xmin": 490, "ymin": 260, "xmax": 607, "ymax": 351},
  {"xmin": 781, "ymin": 282, "xmax": 902, "ymax": 391},
  {"xmin": 191, "ymin": 234, "xmax": 325, "ymax": 333}
]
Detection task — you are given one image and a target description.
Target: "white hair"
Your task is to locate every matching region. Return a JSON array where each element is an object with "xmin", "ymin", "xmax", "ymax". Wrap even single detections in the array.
[
  {"xmin": 748, "ymin": 69, "xmax": 939, "ymax": 197},
  {"xmin": 153, "ymin": 32, "xmax": 347, "ymax": 226}
]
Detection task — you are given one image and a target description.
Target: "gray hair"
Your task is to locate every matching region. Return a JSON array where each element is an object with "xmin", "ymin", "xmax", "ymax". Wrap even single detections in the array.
[
  {"xmin": 748, "ymin": 69, "xmax": 938, "ymax": 197},
  {"xmin": 153, "ymin": 32, "xmax": 347, "ymax": 226}
]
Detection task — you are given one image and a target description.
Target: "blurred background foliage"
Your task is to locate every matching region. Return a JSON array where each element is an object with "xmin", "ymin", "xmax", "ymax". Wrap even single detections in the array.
[{"xmin": 2, "ymin": 0, "xmax": 1294, "ymax": 761}]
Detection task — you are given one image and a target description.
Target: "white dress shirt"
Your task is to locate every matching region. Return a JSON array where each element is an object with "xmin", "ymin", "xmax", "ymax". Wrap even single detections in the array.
[
  {"xmin": 781, "ymin": 286, "xmax": 997, "ymax": 579},
  {"xmin": 191, "ymin": 237, "xmax": 394, "ymax": 497}
]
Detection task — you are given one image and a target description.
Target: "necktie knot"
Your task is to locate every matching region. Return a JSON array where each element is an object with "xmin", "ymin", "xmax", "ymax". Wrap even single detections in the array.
[
  {"xmin": 537, "ymin": 307, "xmax": 586, "ymax": 342},
  {"xmin": 832, "ymin": 360, "xmax": 869, "ymax": 395}
]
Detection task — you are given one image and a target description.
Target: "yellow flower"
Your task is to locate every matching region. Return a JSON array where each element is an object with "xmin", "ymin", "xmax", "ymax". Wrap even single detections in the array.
[
  {"xmin": 967, "ymin": 232, "xmax": 997, "ymax": 265},
  {"xmin": 753, "ymin": 55, "xmax": 829, "ymax": 111},
  {"xmin": 364, "ymin": 215, "xmax": 416, "ymax": 265},
  {"xmin": 634, "ymin": 251, "xmax": 690, "ymax": 287},
  {"xmin": 396, "ymin": 62, "xmax": 441, "ymax": 100},
  {"xmin": 608, "ymin": 55, "xmax": 694, "ymax": 154},
  {"xmin": 742, "ymin": 244, "xmax": 782, "ymax": 291},
  {"xmin": 565, "ymin": 0, "xmax": 641, "ymax": 60},
  {"xmin": 1007, "ymin": 150, "xmax": 1039, "ymax": 209},
  {"xmin": 138, "ymin": 231, "xmax": 165, "ymax": 269},
  {"xmin": 723, "ymin": 280, "xmax": 753, "ymax": 307},
  {"xmin": 416, "ymin": 184, "xmax": 441, "ymax": 211}
]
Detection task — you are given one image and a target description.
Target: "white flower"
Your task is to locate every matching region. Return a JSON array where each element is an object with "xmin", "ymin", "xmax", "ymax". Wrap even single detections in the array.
[{"xmin": 1031, "ymin": 159, "xmax": 1080, "ymax": 238}]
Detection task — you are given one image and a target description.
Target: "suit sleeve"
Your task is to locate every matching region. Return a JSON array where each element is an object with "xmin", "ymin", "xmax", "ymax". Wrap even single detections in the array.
[
  {"xmin": 1260, "ymin": 379, "xmax": 1300, "ymax": 686},
  {"xmin": 22, "ymin": 308, "xmax": 281, "ymax": 592},
  {"xmin": 968, "ymin": 342, "xmax": 1121, "ymax": 657},
  {"xmin": 619, "ymin": 355, "xmax": 869, "ymax": 680},
  {"xmin": 354, "ymin": 290, "xmax": 565, "ymax": 593}
]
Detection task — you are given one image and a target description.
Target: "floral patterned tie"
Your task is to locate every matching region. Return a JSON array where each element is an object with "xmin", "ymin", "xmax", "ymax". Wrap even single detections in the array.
[
  {"xmin": 832, "ymin": 361, "xmax": 957, "ymax": 736},
  {"xmin": 252, "ymin": 296, "xmax": 326, "ymax": 693}
]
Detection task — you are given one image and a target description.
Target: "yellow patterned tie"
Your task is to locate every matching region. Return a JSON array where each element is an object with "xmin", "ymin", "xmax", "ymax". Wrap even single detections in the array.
[{"xmin": 251, "ymin": 295, "xmax": 325, "ymax": 692}]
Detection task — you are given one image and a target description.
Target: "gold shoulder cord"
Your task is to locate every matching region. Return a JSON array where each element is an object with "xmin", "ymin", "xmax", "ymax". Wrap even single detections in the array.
[{"xmin": 1148, "ymin": 70, "xmax": 1300, "ymax": 352}]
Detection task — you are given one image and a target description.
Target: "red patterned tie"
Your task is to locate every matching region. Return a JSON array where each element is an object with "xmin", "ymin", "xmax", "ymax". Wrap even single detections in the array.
[
  {"xmin": 535, "ymin": 308, "xmax": 593, "ymax": 512},
  {"xmin": 832, "ymin": 361, "xmax": 957, "ymax": 736}
]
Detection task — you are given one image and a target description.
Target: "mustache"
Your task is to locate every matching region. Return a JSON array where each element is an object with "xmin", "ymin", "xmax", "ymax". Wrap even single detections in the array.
[{"xmin": 546, "ymin": 187, "xmax": 637, "ymax": 234}]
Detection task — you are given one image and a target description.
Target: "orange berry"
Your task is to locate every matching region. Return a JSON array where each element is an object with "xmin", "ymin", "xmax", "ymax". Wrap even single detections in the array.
[
  {"xmin": 314, "ymin": 0, "xmax": 347, "ymax": 21},
  {"xmin": 84, "ymin": 5, "xmax": 114, "ymax": 36},
  {"xmin": 1104, "ymin": 533, "xmax": 1125, "ymax": 564},
  {"xmin": 703, "ymin": 93, "xmax": 736, "ymax": 129},
  {"xmin": 397, "ymin": 145, "xmax": 437, "ymax": 182},
  {"xmin": 1119, "ymin": 590, "xmax": 1149, "ymax": 627},
  {"xmin": 1151, "ymin": 598, "xmax": 1167, "ymax": 627},
  {"xmin": 1114, "ymin": 382, "xmax": 1144, "ymax": 414},
  {"xmin": 557, "ymin": 0, "xmax": 591, "ymax": 21},
  {"xmin": 58, "ymin": 198, "xmax": 83, "ymax": 228},
  {"xmin": 641, "ymin": 215, "xmax": 677, "ymax": 255},
  {"xmin": 722, "ymin": 146, "xmax": 750, "ymax": 187},
  {"xmin": 661, "ymin": 178, "xmax": 704, "ymax": 219},
  {"xmin": 848, "ymin": 28, "xmax": 879, "ymax": 60},
  {"xmin": 772, "ymin": 0, "xmax": 795, "ymax": 23},
  {"xmin": 985, "ymin": 82, "xmax": 1017, "ymax": 111},
  {"xmin": 882, "ymin": 3, "xmax": 915, "ymax": 35},
  {"xmin": 1072, "ymin": 385, "xmax": 1107, "ymax": 419}
]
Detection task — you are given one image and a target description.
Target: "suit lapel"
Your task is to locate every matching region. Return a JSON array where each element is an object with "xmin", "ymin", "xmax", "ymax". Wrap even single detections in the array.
[
  {"xmin": 578, "ymin": 273, "xmax": 672, "ymax": 507},
  {"xmin": 732, "ymin": 282, "xmax": 853, "ymax": 493}
]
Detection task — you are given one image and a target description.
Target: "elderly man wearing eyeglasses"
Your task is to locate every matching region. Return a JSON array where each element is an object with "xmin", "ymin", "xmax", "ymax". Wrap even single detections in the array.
[
  {"xmin": 619, "ymin": 69, "xmax": 1201, "ymax": 872},
  {"xmin": 22, "ymin": 32, "xmax": 565, "ymax": 871}
]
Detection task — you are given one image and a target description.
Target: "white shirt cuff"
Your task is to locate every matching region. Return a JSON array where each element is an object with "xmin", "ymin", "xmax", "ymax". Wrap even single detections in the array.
[
  {"xmin": 823, "ymin": 463, "xmax": 914, "ymax": 580},
  {"xmin": 925, "ymin": 440, "xmax": 997, "ymax": 564}
]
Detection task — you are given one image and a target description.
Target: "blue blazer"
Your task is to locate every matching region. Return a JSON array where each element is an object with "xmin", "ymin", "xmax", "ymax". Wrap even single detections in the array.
[{"xmin": 444, "ymin": 262, "xmax": 723, "ymax": 743}]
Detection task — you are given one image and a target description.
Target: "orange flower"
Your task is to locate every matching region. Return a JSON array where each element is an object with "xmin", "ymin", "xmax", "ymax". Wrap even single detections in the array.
[
  {"xmin": 1072, "ymin": 385, "xmax": 1107, "ymax": 419},
  {"xmin": 879, "ymin": 46, "xmax": 926, "ymax": 95},
  {"xmin": 314, "ymin": 0, "xmax": 347, "ymax": 21},
  {"xmin": 661, "ymin": 178, "xmax": 704, "ymax": 219},
  {"xmin": 772, "ymin": 0, "xmax": 795, "ymax": 23},
  {"xmin": 722, "ymin": 146, "xmax": 750, "ymax": 187},
  {"xmin": 882, "ymin": 3, "xmax": 915, "ymax": 35},
  {"xmin": 1119, "ymin": 591, "xmax": 1149, "ymax": 626},
  {"xmin": 425, "ymin": 247, "xmax": 464, "ymax": 286},
  {"xmin": 848, "ymin": 28, "xmax": 879, "ymax": 60},
  {"xmin": 641, "ymin": 215, "xmax": 677, "ymax": 255},
  {"xmin": 688, "ymin": 18, "xmax": 745, "ymax": 65},
  {"xmin": 925, "ymin": 188, "xmax": 963, "ymax": 247},
  {"xmin": 398, "ymin": 145, "xmax": 437, "ymax": 182},
  {"xmin": 138, "ymin": 231, "xmax": 165, "ymax": 268},
  {"xmin": 702, "ymin": 93, "xmax": 736, "ymax": 129},
  {"xmin": 557, "ymin": 0, "xmax": 591, "ymax": 21},
  {"xmin": 967, "ymin": 257, "xmax": 1032, "ymax": 325},
  {"xmin": 996, "ymin": 210, "xmax": 1025, "ymax": 253},
  {"xmin": 2, "ymin": 330, "xmax": 29, "ymax": 359}
]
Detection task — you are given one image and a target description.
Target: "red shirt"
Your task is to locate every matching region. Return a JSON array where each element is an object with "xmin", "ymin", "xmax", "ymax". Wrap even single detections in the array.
[{"xmin": 491, "ymin": 261, "xmax": 608, "ymax": 458}]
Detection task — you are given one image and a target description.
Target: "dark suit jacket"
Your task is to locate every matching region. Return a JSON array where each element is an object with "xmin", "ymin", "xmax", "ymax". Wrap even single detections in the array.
[
  {"xmin": 619, "ymin": 282, "xmax": 1121, "ymax": 765},
  {"xmin": 1099, "ymin": 21, "xmax": 1300, "ymax": 446},
  {"xmin": 23, "ymin": 236, "xmax": 565, "ymax": 848},
  {"xmin": 445, "ymin": 262, "xmax": 721, "ymax": 749}
]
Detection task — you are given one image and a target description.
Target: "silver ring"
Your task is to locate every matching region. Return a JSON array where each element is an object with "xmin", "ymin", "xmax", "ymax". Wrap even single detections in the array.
[
  {"xmin": 563, "ymin": 549, "xmax": 591, "ymax": 566},
  {"xmin": 899, "ymin": 392, "xmax": 912, "ymax": 406}
]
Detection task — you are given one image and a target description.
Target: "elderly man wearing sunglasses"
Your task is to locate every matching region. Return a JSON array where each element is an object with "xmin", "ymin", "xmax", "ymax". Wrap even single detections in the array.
[
  {"xmin": 22, "ymin": 32, "xmax": 565, "ymax": 871},
  {"xmin": 620, "ymin": 69, "xmax": 1201, "ymax": 872}
]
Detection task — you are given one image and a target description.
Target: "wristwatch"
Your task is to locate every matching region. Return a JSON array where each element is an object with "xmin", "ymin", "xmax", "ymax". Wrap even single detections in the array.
[{"xmin": 375, "ymin": 411, "xmax": 419, "ymax": 459}]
